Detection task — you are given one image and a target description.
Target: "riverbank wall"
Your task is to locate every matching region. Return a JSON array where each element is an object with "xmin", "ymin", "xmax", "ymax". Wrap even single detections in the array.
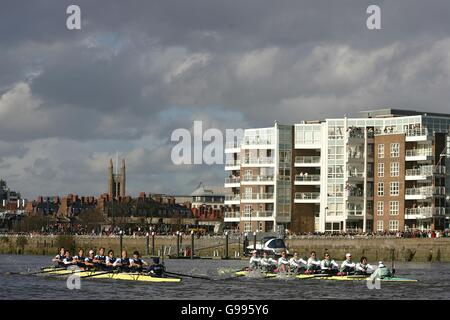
[{"xmin": 1, "ymin": 235, "xmax": 449, "ymax": 262}]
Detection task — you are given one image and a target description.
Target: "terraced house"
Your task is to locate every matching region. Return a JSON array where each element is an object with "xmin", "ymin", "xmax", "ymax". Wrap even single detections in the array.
[{"xmin": 224, "ymin": 109, "xmax": 450, "ymax": 234}]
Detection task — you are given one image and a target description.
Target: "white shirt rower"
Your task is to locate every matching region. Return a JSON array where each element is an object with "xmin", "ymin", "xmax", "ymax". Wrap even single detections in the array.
[
  {"xmin": 340, "ymin": 253, "xmax": 356, "ymax": 272},
  {"xmin": 307, "ymin": 257, "xmax": 321, "ymax": 268},
  {"xmin": 289, "ymin": 253, "xmax": 307, "ymax": 269},
  {"xmin": 320, "ymin": 254, "xmax": 339, "ymax": 271},
  {"xmin": 355, "ymin": 257, "xmax": 374, "ymax": 274}
]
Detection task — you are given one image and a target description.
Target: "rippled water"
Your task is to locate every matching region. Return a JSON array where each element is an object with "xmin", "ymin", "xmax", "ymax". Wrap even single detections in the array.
[{"xmin": 0, "ymin": 255, "xmax": 449, "ymax": 300}]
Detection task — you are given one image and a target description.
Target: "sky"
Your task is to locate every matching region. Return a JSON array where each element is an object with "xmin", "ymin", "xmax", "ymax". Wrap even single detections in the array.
[{"xmin": 1, "ymin": 0, "xmax": 450, "ymax": 199}]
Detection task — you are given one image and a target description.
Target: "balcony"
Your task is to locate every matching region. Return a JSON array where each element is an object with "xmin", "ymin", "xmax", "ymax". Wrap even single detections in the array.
[
  {"xmin": 240, "ymin": 211, "xmax": 274, "ymax": 220},
  {"xmin": 405, "ymin": 165, "xmax": 445, "ymax": 180},
  {"xmin": 224, "ymin": 194, "xmax": 240, "ymax": 205},
  {"xmin": 241, "ymin": 193, "xmax": 274, "ymax": 203},
  {"xmin": 294, "ymin": 174, "xmax": 321, "ymax": 185},
  {"xmin": 225, "ymin": 141, "xmax": 241, "ymax": 153},
  {"xmin": 405, "ymin": 128, "xmax": 431, "ymax": 142},
  {"xmin": 241, "ymin": 175, "xmax": 274, "ymax": 185},
  {"xmin": 347, "ymin": 170, "xmax": 365, "ymax": 181},
  {"xmin": 241, "ymin": 157, "xmax": 275, "ymax": 167},
  {"xmin": 405, "ymin": 149, "xmax": 433, "ymax": 161},
  {"xmin": 405, "ymin": 207, "xmax": 447, "ymax": 219},
  {"xmin": 225, "ymin": 159, "xmax": 240, "ymax": 170},
  {"xmin": 347, "ymin": 153, "xmax": 364, "ymax": 162},
  {"xmin": 405, "ymin": 187, "xmax": 445, "ymax": 200},
  {"xmin": 294, "ymin": 192, "xmax": 320, "ymax": 203},
  {"xmin": 224, "ymin": 211, "xmax": 241, "ymax": 221},
  {"xmin": 242, "ymin": 138, "xmax": 275, "ymax": 148},
  {"xmin": 294, "ymin": 156, "xmax": 321, "ymax": 167},
  {"xmin": 224, "ymin": 177, "xmax": 240, "ymax": 187}
]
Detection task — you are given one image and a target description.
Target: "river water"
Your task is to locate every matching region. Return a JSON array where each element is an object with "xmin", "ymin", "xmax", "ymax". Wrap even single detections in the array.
[{"xmin": 0, "ymin": 255, "xmax": 449, "ymax": 300}]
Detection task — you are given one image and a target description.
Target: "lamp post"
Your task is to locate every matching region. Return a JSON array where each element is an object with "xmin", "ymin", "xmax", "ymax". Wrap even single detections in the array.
[
  {"xmin": 119, "ymin": 230, "xmax": 123, "ymax": 253},
  {"xmin": 224, "ymin": 231, "xmax": 229, "ymax": 259},
  {"xmin": 146, "ymin": 232, "xmax": 149, "ymax": 256},
  {"xmin": 151, "ymin": 231, "xmax": 155, "ymax": 255},
  {"xmin": 190, "ymin": 230, "xmax": 195, "ymax": 259},
  {"xmin": 176, "ymin": 231, "xmax": 180, "ymax": 258}
]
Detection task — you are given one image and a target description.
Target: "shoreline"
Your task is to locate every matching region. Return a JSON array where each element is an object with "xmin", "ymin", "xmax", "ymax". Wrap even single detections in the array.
[{"xmin": 1, "ymin": 235, "xmax": 450, "ymax": 262}]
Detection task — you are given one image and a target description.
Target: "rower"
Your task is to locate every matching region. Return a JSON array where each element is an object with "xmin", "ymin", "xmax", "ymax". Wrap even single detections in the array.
[
  {"xmin": 370, "ymin": 261, "xmax": 392, "ymax": 279},
  {"xmin": 105, "ymin": 250, "xmax": 117, "ymax": 270},
  {"xmin": 130, "ymin": 251, "xmax": 148, "ymax": 272},
  {"xmin": 83, "ymin": 250, "xmax": 96, "ymax": 270},
  {"xmin": 277, "ymin": 251, "xmax": 290, "ymax": 272},
  {"xmin": 320, "ymin": 253, "xmax": 339, "ymax": 275},
  {"xmin": 113, "ymin": 250, "xmax": 131, "ymax": 272},
  {"xmin": 52, "ymin": 247, "xmax": 65, "ymax": 267},
  {"xmin": 305, "ymin": 251, "xmax": 321, "ymax": 274},
  {"xmin": 147, "ymin": 257, "xmax": 166, "ymax": 277},
  {"xmin": 355, "ymin": 256, "xmax": 374, "ymax": 275},
  {"xmin": 260, "ymin": 251, "xmax": 277, "ymax": 273},
  {"xmin": 249, "ymin": 250, "xmax": 260, "ymax": 271},
  {"xmin": 340, "ymin": 253, "xmax": 356, "ymax": 275},
  {"xmin": 62, "ymin": 250, "xmax": 76, "ymax": 267},
  {"xmin": 73, "ymin": 249, "xmax": 86, "ymax": 269},
  {"xmin": 93, "ymin": 247, "xmax": 107, "ymax": 270},
  {"xmin": 289, "ymin": 252, "xmax": 307, "ymax": 274}
]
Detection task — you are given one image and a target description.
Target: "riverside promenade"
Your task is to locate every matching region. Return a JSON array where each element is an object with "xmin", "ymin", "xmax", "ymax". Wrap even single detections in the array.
[{"xmin": 1, "ymin": 234, "xmax": 450, "ymax": 262}]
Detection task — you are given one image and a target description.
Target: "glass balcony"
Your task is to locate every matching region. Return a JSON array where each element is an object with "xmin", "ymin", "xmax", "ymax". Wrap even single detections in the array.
[
  {"xmin": 294, "ymin": 192, "xmax": 320, "ymax": 200},
  {"xmin": 241, "ymin": 175, "xmax": 274, "ymax": 182},
  {"xmin": 224, "ymin": 212, "xmax": 241, "ymax": 219},
  {"xmin": 225, "ymin": 177, "xmax": 240, "ymax": 184},
  {"xmin": 405, "ymin": 207, "xmax": 446, "ymax": 218},
  {"xmin": 242, "ymin": 211, "xmax": 274, "ymax": 218},
  {"xmin": 295, "ymin": 156, "xmax": 321, "ymax": 164},
  {"xmin": 241, "ymin": 193, "xmax": 274, "ymax": 200},
  {"xmin": 295, "ymin": 174, "xmax": 321, "ymax": 182},
  {"xmin": 242, "ymin": 157, "xmax": 275, "ymax": 165},
  {"xmin": 406, "ymin": 149, "xmax": 432, "ymax": 157},
  {"xmin": 225, "ymin": 195, "xmax": 240, "ymax": 201}
]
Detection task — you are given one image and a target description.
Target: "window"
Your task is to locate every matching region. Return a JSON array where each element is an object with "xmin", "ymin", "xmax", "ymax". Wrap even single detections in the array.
[
  {"xmin": 390, "ymin": 143, "xmax": 400, "ymax": 158},
  {"xmin": 258, "ymin": 222, "xmax": 264, "ymax": 232},
  {"xmin": 390, "ymin": 201, "xmax": 399, "ymax": 215},
  {"xmin": 378, "ymin": 163, "xmax": 384, "ymax": 178},
  {"xmin": 244, "ymin": 222, "xmax": 251, "ymax": 233},
  {"xmin": 378, "ymin": 144, "xmax": 384, "ymax": 158},
  {"xmin": 389, "ymin": 220, "xmax": 399, "ymax": 232},
  {"xmin": 390, "ymin": 182, "xmax": 399, "ymax": 196},
  {"xmin": 377, "ymin": 182, "xmax": 384, "ymax": 196},
  {"xmin": 377, "ymin": 201, "xmax": 384, "ymax": 216},
  {"xmin": 377, "ymin": 220, "xmax": 384, "ymax": 232},
  {"xmin": 390, "ymin": 162, "xmax": 399, "ymax": 177}
]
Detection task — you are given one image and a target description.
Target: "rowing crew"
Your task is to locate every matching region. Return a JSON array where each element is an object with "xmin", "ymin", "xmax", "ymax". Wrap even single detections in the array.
[
  {"xmin": 52, "ymin": 247, "xmax": 166, "ymax": 277},
  {"xmin": 249, "ymin": 250, "xmax": 393, "ymax": 278}
]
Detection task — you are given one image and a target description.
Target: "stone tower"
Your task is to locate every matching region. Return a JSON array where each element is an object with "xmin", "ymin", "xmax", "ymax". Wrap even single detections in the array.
[{"xmin": 108, "ymin": 158, "xmax": 126, "ymax": 199}]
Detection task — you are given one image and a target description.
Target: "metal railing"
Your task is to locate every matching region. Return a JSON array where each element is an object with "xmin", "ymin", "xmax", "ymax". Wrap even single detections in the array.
[
  {"xmin": 406, "ymin": 165, "xmax": 445, "ymax": 176},
  {"xmin": 241, "ymin": 193, "xmax": 274, "ymax": 200},
  {"xmin": 294, "ymin": 192, "xmax": 320, "ymax": 200},
  {"xmin": 241, "ymin": 175, "xmax": 274, "ymax": 182},
  {"xmin": 295, "ymin": 174, "xmax": 321, "ymax": 182},
  {"xmin": 224, "ymin": 212, "xmax": 241, "ymax": 218},
  {"xmin": 225, "ymin": 141, "xmax": 241, "ymax": 149},
  {"xmin": 406, "ymin": 149, "xmax": 433, "ymax": 157},
  {"xmin": 242, "ymin": 211, "xmax": 274, "ymax": 218},
  {"xmin": 405, "ymin": 207, "xmax": 446, "ymax": 217},
  {"xmin": 225, "ymin": 160, "xmax": 240, "ymax": 167},
  {"xmin": 225, "ymin": 195, "xmax": 240, "ymax": 201},
  {"xmin": 242, "ymin": 157, "xmax": 274, "ymax": 165},
  {"xmin": 225, "ymin": 177, "xmax": 240, "ymax": 184},
  {"xmin": 406, "ymin": 186, "xmax": 445, "ymax": 197},
  {"xmin": 295, "ymin": 156, "xmax": 321, "ymax": 164}
]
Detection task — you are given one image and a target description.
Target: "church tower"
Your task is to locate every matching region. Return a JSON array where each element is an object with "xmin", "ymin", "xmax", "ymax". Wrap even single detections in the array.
[{"xmin": 108, "ymin": 157, "xmax": 126, "ymax": 199}]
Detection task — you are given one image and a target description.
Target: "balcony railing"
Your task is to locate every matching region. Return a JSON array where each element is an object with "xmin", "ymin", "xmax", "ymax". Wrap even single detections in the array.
[
  {"xmin": 242, "ymin": 157, "xmax": 274, "ymax": 165},
  {"xmin": 225, "ymin": 177, "xmax": 240, "ymax": 184},
  {"xmin": 225, "ymin": 160, "xmax": 240, "ymax": 167},
  {"xmin": 406, "ymin": 149, "xmax": 433, "ymax": 157},
  {"xmin": 295, "ymin": 192, "xmax": 320, "ymax": 200},
  {"xmin": 405, "ymin": 207, "xmax": 446, "ymax": 217},
  {"xmin": 406, "ymin": 128, "xmax": 428, "ymax": 137},
  {"xmin": 295, "ymin": 156, "xmax": 321, "ymax": 164},
  {"xmin": 406, "ymin": 187, "xmax": 445, "ymax": 197},
  {"xmin": 225, "ymin": 141, "xmax": 241, "ymax": 149},
  {"xmin": 224, "ymin": 212, "xmax": 241, "ymax": 218},
  {"xmin": 241, "ymin": 175, "xmax": 274, "ymax": 182},
  {"xmin": 241, "ymin": 193, "xmax": 274, "ymax": 200},
  {"xmin": 295, "ymin": 174, "xmax": 321, "ymax": 182},
  {"xmin": 225, "ymin": 195, "xmax": 240, "ymax": 201},
  {"xmin": 348, "ymin": 171, "xmax": 365, "ymax": 178},
  {"xmin": 242, "ymin": 211, "xmax": 274, "ymax": 218},
  {"xmin": 406, "ymin": 165, "xmax": 446, "ymax": 177},
  {"xmin": 243, "ymin": 138, "xmax": 274, "ymax": 145}
]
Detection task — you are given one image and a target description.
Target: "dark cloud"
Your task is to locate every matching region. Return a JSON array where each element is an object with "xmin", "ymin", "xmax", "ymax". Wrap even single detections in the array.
[{"xmin": 1, "ymin": 1, "xmax": 450, "ymax": 198}]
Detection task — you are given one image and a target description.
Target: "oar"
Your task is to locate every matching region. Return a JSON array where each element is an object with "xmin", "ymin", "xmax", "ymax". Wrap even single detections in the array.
[
  {"xmin": 5, "ymin": 267, "xmax": 67, "ymax": 276},
  {"xmin": 79, "ymin": 270, "xmax": 118, "ymax": 279},
  {"xmin": 164, "ymin": 271, "xmax": 212, "ymax": 281}
]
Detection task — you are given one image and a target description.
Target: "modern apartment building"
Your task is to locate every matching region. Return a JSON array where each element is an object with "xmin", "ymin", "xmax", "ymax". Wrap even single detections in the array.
[{"xmin": 224, "ymin": 109, "xmax": 450, "ymax": 233}]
